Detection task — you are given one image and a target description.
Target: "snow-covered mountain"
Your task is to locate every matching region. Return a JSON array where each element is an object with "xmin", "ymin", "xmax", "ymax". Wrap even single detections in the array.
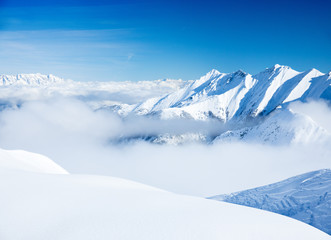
[
  {"xmin": 119, "ymin": 64, "xmax": 331, "ymax": 144},
  {"xmin": 1, "ymin": 65, "xmax": 330, "ymax": 145},
  {"xmin": 2, "ymin": 65, "xmax": 330, "ymax": 120},
  {"xmin": 130, "ymin": 64, "xmax": 331, "ymax": 122},
  {"xmin": 0, "ymin": 73, "xmax": 66, "ymax": 86},
  {"xmin": 209, "ymin": 169, "xmax": 331, "ymax": 235}
]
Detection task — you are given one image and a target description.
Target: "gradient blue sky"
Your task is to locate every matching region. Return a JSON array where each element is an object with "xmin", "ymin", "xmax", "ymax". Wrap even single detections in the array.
[{"xmin": 0, "ymin": 0, "xmax": 330, "ymax": 81}]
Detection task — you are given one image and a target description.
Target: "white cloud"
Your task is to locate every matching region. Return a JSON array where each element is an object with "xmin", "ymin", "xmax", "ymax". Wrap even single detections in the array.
[
  {"xmin": 0, "ymin": 97, "xmax": 330, "ymax": 198},
  {"xmin": 0, "ymin": 78, "xmax": 186, "ymax": 106},
  {"xmin": 289, "ymin": 100, "xmax": 331, "ymax": 132}
]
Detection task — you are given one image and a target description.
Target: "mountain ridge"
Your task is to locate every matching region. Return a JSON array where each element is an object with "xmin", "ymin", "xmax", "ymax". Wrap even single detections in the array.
[{"xmin": 127, "ymin": 65, "xmax": 330, "ymax": 123}]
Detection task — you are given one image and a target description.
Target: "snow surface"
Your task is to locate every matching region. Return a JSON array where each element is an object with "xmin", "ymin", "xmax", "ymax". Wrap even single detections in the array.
[
  {"xmin": 209, "ymin": 169, "xmax": 331, "ymax": 235},
  {"xmin": 0, "ymin": 150, "xmax": 329, "ymax": 240},
  {"xmin": 0, "ymin": 148, "xmax": 68, "ymax": 174}
]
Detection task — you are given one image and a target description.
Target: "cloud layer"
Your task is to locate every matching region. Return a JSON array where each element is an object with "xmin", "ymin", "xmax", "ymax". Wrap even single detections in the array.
[{"xmin": 0, "ymin": 98, "xmax": 330, "ymax": 197}]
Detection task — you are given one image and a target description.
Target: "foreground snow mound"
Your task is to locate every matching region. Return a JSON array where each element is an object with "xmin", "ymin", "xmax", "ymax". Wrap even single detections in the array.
[
  {"xmin": 0, "ymin": 148, "xmax": 68, "ymax": 174},
  {"xmin": 209, "ymin": 169, "xmax": 331, "ymax": 235},
  {"xmin": 0, "ymin": 169, "xmax": 329, "ymax": 240}
]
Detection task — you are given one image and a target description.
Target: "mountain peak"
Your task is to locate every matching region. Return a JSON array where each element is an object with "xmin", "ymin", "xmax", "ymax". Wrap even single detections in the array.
[
  {"xmin": 306, "ymin": 68, "xmax": 323, "ymax": 76},
  {"xmin": 273, "ymin": 64, "xmax": 281, "ymax": 69},
  {"xmin": 206, "ymin": 69, "xmax": 221, "ymax": 76},
  {"xmin": 261, "ymin": 64, "xmax": 292, "ymax": 74},
  {"xmin": 271, "ymin": 64, "xmax": 291, "ymax": 70},
  {"xmin": 233, "ymin": 69, "xmax": 247, "ymax": 77},
  {"xmin": 198, "ymin": 69, "xmax": 222, "ymax": 82}
]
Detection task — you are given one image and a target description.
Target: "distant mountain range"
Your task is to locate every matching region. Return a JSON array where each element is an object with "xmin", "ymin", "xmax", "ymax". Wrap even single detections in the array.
[
  {"xmin": 209, "ymin": 169, "xmax": 331, "ymax": 235},
  {"xmin": 1, "ymin": 65, "xmax": 330, "ymax": 144},
  {"xmin": 0, "ymin": 73, "xmax": 65, "ymax": 86}
]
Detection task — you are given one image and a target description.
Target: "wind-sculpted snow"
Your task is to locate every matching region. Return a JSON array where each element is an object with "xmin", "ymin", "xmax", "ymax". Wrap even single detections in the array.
[{"xmin": 209, "ymin": 169, "xmax": 331, "ymax": 235}]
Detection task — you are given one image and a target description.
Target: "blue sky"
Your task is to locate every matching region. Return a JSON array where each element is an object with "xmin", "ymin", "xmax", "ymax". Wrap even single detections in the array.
[{"xmin": 0, "ymin": 0, "xmax": 330, "ymax": 81}]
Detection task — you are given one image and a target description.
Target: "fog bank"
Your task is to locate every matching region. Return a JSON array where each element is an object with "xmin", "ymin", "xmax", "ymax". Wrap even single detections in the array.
[{"xmin": 0, "ymin": 98, "xmax": 330, "ymax": 196}]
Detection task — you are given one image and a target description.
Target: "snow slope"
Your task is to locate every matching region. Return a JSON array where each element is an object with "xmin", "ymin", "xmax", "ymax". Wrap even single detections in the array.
[
  {"xmin": 209, "ymin": 169, "xmax": 331, "ymax": 235},
  {"xmin": 0, "ymin": 167, "xmax": 329, "ymax": 239}
]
